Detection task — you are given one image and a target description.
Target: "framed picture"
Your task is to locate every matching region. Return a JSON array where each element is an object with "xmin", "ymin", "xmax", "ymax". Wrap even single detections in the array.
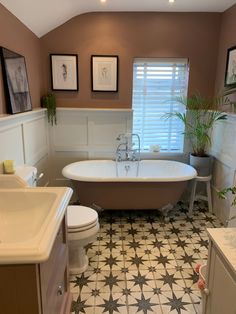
[
  {"xmin": 0, "ymin": 47, "xmax": 32, "ymax": 114},
  {"xmin": 91, "ymin": 55, "xmax": 118, "ymax": 92},
  {"xmin": 50, "ymin": 54, "xmax": 78, "ymax": 91},
  {"xmin": 225, "ymin": 46, "xmax": 236, "ymax": 87}
]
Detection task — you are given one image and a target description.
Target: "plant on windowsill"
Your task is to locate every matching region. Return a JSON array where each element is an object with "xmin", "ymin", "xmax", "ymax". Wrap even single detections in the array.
[
  {"xmin": 164, "ymin": 94, "xmax": 229, "ymax": 176},
  {"xmin": 41, "ymin": 93, "xmax": 57, "ymax": 126}
]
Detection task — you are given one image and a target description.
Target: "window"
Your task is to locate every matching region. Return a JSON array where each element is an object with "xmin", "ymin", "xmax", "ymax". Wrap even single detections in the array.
[{"xmin": 132, "ymin": 58, "xmax": 189, "ymax": 153}]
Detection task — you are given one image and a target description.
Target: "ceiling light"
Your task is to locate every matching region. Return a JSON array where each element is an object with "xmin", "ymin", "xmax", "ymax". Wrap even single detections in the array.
[
  {"xmin": 169, "ymin": 0, "xmax": 175, "ymax": 3},
  {"xmin": 100, "ymin": 0, "xmax": 107, "ymax": 3}
]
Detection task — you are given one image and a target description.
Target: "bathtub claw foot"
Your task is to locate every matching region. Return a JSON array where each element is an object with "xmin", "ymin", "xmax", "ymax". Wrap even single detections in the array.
[
  {"xmin": 91, "ymin": 203, "xmax": 104, "ymax": 213},
  {"xmin": 164, "ymin": 216, "xmax": 170, "ymax": 223},
  {"xmin": 161, "ymin": 203, "xmax": 174, "ymax": 222}
]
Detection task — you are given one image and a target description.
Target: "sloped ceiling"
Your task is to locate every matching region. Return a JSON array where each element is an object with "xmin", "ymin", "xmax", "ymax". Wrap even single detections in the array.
[{"xmin": 0, "ymin": 0, "xmax": 236, "ymax": 37}]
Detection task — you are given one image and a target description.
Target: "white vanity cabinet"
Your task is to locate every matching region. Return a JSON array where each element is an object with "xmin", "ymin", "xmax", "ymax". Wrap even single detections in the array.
[{"xmin": 203, "ymin": 228, "xmax": 236, "ymax": 314}]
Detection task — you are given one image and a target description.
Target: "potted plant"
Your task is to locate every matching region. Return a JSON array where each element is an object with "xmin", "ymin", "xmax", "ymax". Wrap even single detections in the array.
[
  {"xmin": 41, "ymin": 93, "xmax": 57, "ymax": 125},
  {"xmin": 165, "ymin": 94, "xmax": 228, "ymax": 176}
]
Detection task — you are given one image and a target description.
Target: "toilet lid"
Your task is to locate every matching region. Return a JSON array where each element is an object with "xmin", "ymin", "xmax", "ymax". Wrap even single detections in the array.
[{"xmin": 67, "ymin": 206, "xmax": 98, "ymax": 229}]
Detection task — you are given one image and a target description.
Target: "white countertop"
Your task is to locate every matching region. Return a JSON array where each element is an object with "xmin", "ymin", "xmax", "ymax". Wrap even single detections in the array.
[{"xmin": 207, "ymin": 228, "xmax": 236, "ymax": 275}]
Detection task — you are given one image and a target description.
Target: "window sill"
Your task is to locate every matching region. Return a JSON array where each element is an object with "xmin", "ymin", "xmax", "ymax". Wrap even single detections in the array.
[
  {"xmin": 141, "ymin": 151, "xmax": 184, "ymax": 157},
  {"xmin": 140, "ymin": 151, "xmax": 188, "ymax": 161}
]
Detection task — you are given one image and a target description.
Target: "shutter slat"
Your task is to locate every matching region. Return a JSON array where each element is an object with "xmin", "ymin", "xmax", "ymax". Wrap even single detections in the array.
[{"xmin": 132, "ymin": 58, "xmax": 189, "ymax": 152}]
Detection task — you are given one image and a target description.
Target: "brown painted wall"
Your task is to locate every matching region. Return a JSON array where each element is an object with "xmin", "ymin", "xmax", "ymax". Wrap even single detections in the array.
[
  {"xmin": 0, "ymin": 4, "xmax": 43, "ymax": 115},
  {"xmin": 41, "ymin": 12, "xmax": 221, "ymax": 109},
  {"xmin": 215, "ymin": 4, "xmax": 236, "ymax": 94}
]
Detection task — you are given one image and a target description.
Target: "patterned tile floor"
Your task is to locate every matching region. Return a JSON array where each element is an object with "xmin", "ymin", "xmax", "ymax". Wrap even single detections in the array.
[{"xmin": 70, "ymin": 201, "xmax": 223, "ymax": 314}]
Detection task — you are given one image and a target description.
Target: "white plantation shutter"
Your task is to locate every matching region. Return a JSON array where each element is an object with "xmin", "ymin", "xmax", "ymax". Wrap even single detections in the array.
[{"xmin": 132, "ymin": 58, "xmax": 189, "ymax": 152}]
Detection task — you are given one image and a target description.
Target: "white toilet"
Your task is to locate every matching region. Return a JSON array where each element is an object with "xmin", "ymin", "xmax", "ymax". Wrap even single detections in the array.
[{"xmin": 67, "ymin": 205, "xmax": 99, "ymax": 274}]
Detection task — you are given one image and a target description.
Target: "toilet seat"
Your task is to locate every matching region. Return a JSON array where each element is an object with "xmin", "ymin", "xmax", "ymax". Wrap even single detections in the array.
[
  {"xmin": 67, "ymin": 205, "xmax": 98, "ymax": 231},
  {"xmin": 68, "ymin": 220, "xmax": 99, "ymax": 233}
]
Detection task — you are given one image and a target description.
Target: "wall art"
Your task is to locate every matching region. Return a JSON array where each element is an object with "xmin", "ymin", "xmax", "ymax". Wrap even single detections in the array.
[
  {"xmin": 0, "ymin": 47, "xmax": 32, "ymax": 114},
  {"xmin": 225, "ymin": 46, "xmax": 236, "ymax": 87},
  {"xmin": 50, "ymin": 54, "xmax": 78, "ymax": 91},
  {"xmin": 91, "ymin": 55, "xmax": 118, "ymax": 92}
]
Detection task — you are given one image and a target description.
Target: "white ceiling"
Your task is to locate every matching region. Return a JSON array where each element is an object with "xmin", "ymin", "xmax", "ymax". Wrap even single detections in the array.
[{"xmin": 1, "ymin": 0, "xmax": 236, "ymax": 38}]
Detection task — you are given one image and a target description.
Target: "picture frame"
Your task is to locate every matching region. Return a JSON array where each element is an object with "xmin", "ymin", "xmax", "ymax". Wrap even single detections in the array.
[
  {"xmin": 91, "ymin": 55, "xmax": 118, "ymax": 92},
  {"xmin": 50, "ymin": 54, "xmax": 78, "ymax": 91},
  {"xmin": 0, "ymin": 47, "xmax": 32, "ymax": 114},
  {"xmin": 225, "ymin": 46, "xmax": 236, "ymax": 87}
]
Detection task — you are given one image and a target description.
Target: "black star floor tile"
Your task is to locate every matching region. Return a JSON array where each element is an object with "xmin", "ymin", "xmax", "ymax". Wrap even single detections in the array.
[
  {"xmin": 149, "ymin": 251, "xmax": 178, "ymax": 269},
  {"xmin": 94, "ymin": 292, "xmax": 127, "ymax": 313},
  {"xmin": 123, "ymin": 239, "xmax": 147, "ymax": 252},
  {"xmin": 171, "ymin": 221, "xmax": 194, "ymax": 231},
  {"xmin": 96, "ymin": 270, "xmax": 126, "ymax": 293},
  {"xmin": 127, "ymin": 292, "xmax": 162, "ymax": 314},
  {"xmin": 126, "ymin": 269, "xmax": 156, "ymax": 292},
  {"xmin": 143, "ymin": 229, "xmax": 167, "ymax": 239},
  {"xmin": 124, "ymin": 252, "xmax": 151, "ymax": 270},
  {"xmin": 154, "ymin": 268, "xmax": 186, "ymax": 291},
  {"xmin": 71, "ymin": 293, "xmax": 95, "ymax": 313},
  {"xmin": 70, "ymin": 202, "xmax": 222, "ymax": 314},
  {"xmin": 98, "ymin": 253, "xmax": 125, "ymax": 271},
  {"xmin": 159, "ymin": 290, "xmax": 197, "ymax": 313},
  {"xmin": 70, "ymin": 271, "xmax": 97, "ymax": 294},
  {"xmin": 168, "ymin": 237, "xmax": 194, "ymax": 253},
  {"xmin": 146, "ymin": 238, "xmax": 171, "ymax": 253},
  {"xmin": 99, "ymin": 239, "xmax": 123, "ymax": 253}
]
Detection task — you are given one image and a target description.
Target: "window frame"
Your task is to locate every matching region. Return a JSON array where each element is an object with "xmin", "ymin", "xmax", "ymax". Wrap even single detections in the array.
[{"xmin": 131, "ymin": 57, "xmax": 189, "ymax": 155}]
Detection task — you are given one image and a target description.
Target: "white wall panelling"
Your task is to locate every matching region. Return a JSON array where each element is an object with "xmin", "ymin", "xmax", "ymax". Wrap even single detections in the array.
[
  {"xmin": 0, "ymin": 109, "xmax": 49, "ymax": 185},
  {"xmin": 49, "ymin": 108, "xmax": 132, "ymax": 186},
  {"xmin": 1, "ymin": 107, "xmax": 235, "ymax": 224},
  {"xmin": 210, "ymin": 114, "xmax": 236, "ymax": 226},
  {"xmin": 0, "ymin": 124, "xmax": 24, "ymax": 168},
  {"xmin": 23, "ymin": 115, "xmax": 48, "ymax": 165}
]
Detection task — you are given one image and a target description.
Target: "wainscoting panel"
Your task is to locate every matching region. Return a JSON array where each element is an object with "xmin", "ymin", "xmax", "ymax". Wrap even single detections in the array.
[
  {"xmin": 0, "ymin": 124, "xmax": 24, "ymax": 168},
  {"xmin": 49, "ymin": 108, "xmax": 133, "ymax": 185},
  {"xmin": 0, "ymin": 109, "xmax": 49, "ymax": 185},
  {"xmin": 52, "ymin": 111, "xmax": 88, "ymax": 150},
  {"xmin": 211, "ymin": 114, "xmax": 236, "ymax": 225},
  {"xmin": 23, "ymin": 115, "xmax": 48, "ymax": 165},
  {"xmin": 89, "ymin": 113, "xmax": 130, "ymax": 146}
]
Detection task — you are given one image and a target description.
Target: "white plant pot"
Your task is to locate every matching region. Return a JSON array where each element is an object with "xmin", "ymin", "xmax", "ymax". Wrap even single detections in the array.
[{"xmin": 190, "ymin": 154, "xmax": 213, "ymax": 176}]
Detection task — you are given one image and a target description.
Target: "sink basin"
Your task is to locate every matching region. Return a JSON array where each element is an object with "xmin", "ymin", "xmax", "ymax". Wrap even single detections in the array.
[
  {"xmin": 0, "ymin": 190, "xmax": 57, "ymax": 243},
  {"xmin": 0, "ymin": 187, "xmax": 72, "ymax": 264}
]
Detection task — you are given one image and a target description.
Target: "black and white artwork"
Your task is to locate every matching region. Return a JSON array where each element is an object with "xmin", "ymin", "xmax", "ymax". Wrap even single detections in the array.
[
  {"xmin": 225, "ymin": 46, "xmax": 236, "ymax": 87},
  {"xmin": 0, "ymin": 47, "xmax": 32, "ymax": 114},
  {"xmin": 91, "ymin": 55, "xmax": 118, "ymax": 92},
  {"xmin": 50, "ymin": 54, "xmax": 78, "ymax": 91}
]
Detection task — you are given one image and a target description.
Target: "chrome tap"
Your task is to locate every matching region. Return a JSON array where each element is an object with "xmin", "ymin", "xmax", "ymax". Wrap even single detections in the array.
[
  {"xmin": 115, "ymin": 133, "xmax": 141, "ymax": 177},
  {"xmin": 115, "ymin": 133, "xmax": 141, "ymax": 162}
]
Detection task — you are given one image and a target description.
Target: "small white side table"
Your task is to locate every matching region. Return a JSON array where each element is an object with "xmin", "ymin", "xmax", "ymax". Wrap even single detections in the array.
[{"xmin": 189, "ymin": 175, "xmax": 212, "ymax": 215}]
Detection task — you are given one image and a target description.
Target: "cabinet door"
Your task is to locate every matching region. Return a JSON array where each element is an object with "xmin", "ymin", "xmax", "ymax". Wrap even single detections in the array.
[
  {"xmin": 206, "ymin": 249, "xmax": 236, "ymax": 314},
  {"xmin": 0, "ymin": 264, "xmax": 41, "ymax": 314},
  {"xmin": 40, "ymin": 220, "xmax": 69, "ymax": 314}
]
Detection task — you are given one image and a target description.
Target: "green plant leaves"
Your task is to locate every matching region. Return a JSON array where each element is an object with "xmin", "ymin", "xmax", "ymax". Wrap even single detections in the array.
[
  {"xmin": 217, "ymin": 187, "xmax": 236, "ymax": 206},
  {"xmin": 41, "ymin": 93, "xmax": 57, "ymax": 126},
  {"xmin": 164, "ymin": 94, "xmax": 230, "ymax": 156}
]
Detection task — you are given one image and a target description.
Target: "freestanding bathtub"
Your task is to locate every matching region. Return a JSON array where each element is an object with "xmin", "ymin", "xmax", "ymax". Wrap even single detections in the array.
[{"xmin": 62, "ymin": 160, "xmax": 197, "ymax": 210}]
